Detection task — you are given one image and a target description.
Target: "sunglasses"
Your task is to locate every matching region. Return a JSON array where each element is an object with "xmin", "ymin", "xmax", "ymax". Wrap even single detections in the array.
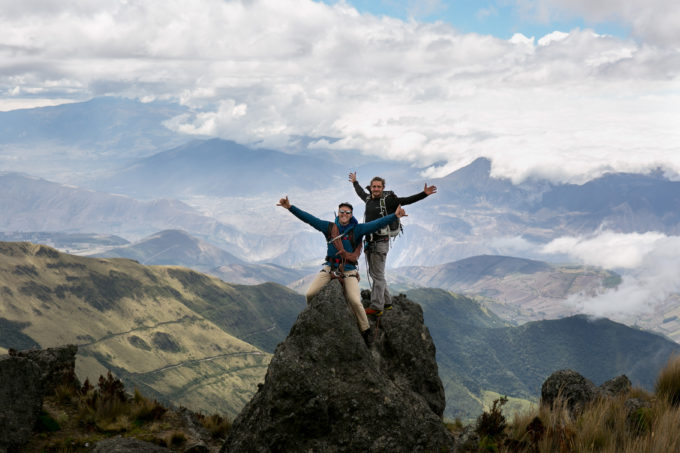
[{"xmin": 339, "ymin": 210, "xmax": 352, "ymax": 214}]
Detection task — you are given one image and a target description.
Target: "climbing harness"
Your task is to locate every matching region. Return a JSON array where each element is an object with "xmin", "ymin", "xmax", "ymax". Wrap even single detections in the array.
[{"xmin": 325, "ymin": 222, "xmax": 363, "ymax": 285}]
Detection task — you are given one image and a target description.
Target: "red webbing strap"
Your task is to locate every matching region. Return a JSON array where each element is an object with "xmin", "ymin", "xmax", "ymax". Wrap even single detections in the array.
[{"xmin": 330, "ymin": 223, "xmax": 363, "ymax": 279}]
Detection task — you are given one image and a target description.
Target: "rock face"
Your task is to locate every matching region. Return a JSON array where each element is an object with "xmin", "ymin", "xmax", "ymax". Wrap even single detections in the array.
[
  {"xmin": 0, "ymin": 345, "xmax": 78, "ymax": 453},
  {"xmin": 91, "ymin": 437, "xmax": 172, "ymax": 452},
  {"xmin": 221, "ymin": 281, "xmax": 455, "ymax": 453},
  {"xmin": 541, "ymin": 369, "xmax": 632, "ymax": 417},
  {"xmin": 0, "ymin": 355, "xmax": 43, "ymax": 453},
  {"xmin": 13, "ymin": 344, "xmax": 79, "ymax": 395}
]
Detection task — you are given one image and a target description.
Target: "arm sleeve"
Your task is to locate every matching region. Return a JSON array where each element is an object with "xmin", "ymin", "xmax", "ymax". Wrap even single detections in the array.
[
  {"xmin": 396, "ymin": 191, "xmax": 427, "ymax": 206},
  {"xmin": 289, "ymin": 205, "xmax": 330, "ymax": 233},
  {"xmin": 356, "ymin": 213, "xmax": 398, "ymax": 236},
  {"xmin": 353, "ymin": 181, "xmax": 369, "ymax": 200}
]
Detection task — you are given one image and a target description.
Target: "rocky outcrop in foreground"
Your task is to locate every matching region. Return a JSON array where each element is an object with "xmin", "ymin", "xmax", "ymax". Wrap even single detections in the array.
[
  {"xmin": 221, "ymin": 281, "xmax": 455, "ymax": 453},
  {"xmin": 0, "ymin": 345, "xmax": 78, "ymax": 453},
  {"xmin": 541, "ymin": 369, "xmax": 632, "ymax": 416}
]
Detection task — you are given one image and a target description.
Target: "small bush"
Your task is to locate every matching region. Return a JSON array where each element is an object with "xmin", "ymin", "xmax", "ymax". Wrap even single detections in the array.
[
  {"xmin": 475, "ymin": 397, "xmax": 508, "ymax": 452},
  {"xmin": 54, "ymin": 383, "xmax": 79, "ymax": 405},
  {"xmin": 199, "ymin": 413, "xmax": 232, "ymax": 439},
  {"xmin": 476, "ymin": 396, "xmax": 508, "ymax": 439},
  {"xmin": 445, "ymin": 417, "xmax": 465, "ymax": 434},
  {"xmin": 35, "ymin": 411, "xmax": 61, "ymax": 433},
  {"xmin": 168, "ymin": 430, "xmax": 186, "ymax": 447},
  {"xmin": 98, "ymin": 371, "xmax": 127, "ymax": 403},
  {"xmin": 132, "ymin": 389, "xmax": 167, "ymax": 424},
  {"xmin": 655, "ymin": 354, "xmax": 680, "ymax": 406}
]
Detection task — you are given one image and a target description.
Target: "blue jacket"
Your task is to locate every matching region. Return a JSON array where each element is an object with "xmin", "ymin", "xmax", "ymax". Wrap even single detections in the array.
[{"xmin": 289, "ymin": 205, "xmax": 398, "ymax": 271}]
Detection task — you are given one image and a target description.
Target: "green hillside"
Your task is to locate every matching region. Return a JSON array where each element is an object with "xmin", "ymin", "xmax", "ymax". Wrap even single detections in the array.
[
  {"xmin": 406, "ymin": 288, "xmax": 680, "ymax": 421},
  {"xmin": 3, "ymin": 241, "xmax": 677, "ymax": 422},
  {"xmin": 0, "ymin": 241, "xmax": 305, "ymax": 417}
]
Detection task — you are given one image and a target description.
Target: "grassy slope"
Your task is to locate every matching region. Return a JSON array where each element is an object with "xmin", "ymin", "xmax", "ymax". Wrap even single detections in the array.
[
  {"xmin": 0, "ymin": 241, "xmax": 304, "ymax": 417},
  {"xmin": 406, "ymin": 288, "xmax": 680, "ymax": 422}
]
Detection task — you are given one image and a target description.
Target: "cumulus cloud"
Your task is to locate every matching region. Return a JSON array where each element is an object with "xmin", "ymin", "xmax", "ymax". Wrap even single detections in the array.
[
  {"xmin": 538, "ymin": 230, "xmax": 680, "ymax": 320},
  {"xmin": 523, "ymin": 0, "xmax": 680, "ymax": 47},
  {"xmin": 0, "ymin": 0, "xmax": 678, "ymax": 183}
]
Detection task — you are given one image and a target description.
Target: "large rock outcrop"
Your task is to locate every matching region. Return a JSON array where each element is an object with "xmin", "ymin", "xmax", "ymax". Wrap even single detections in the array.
[
  {"xmin": 221, "ymin": 281, "xmax": 455, "ymax": 452},
  {"xmin": 13, "ymin": 344, "xmax": 78, "ymax": 395},
  {"xmin": 0, "ymin": 345, "xmax": 78, "ymax": 453},
  {"xmin": 0, "ymin": 355, "xmax": 43, "ymax": 453},
  {"xmin": 541, "ymin": 369, "xmax": 632, "ymax": 417}
]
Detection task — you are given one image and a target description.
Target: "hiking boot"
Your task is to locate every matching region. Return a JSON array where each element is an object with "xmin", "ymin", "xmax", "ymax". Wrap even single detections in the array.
[
  {"xmin": 362, "ymin": 327, "xmax": 374, "ymax": 347},
  {"xmin": 365, "ymin": 307, "xmax": 383, "ymax": 316}
]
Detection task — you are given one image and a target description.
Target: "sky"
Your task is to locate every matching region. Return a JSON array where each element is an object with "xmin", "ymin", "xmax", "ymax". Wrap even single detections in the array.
[
  {"xmin": 1, "ymin": 0, "xmax": 680, "ymax": 320},
  {"xmin": 1, "ymin": 0, "xmax": 678, "ymax": 183}
]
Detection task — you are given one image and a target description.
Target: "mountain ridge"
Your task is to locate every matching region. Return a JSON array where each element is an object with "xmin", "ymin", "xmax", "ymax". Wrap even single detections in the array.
[{"xmin": 0, "ymin": 241, "xmax": 305, "ymax": 417}]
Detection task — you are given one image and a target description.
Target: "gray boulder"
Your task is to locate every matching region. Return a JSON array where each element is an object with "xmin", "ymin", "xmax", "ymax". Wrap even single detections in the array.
[
  {"xmin": 0, "ymin": 345, "xmax": 78, "ymax": 453},
  {"xmin": 0, "ymin": 355, "xmax": 43, "ymax": 453},
  {"xmin": 221, "ymin": 281, "xmax": 455, "ymax": 453},
  {"xmin": 13, "ymin": 344, "xmax": 78, "ymax": 394},
  {"xmin": 624, "ymin": 397, "xmax": 652, "ymax": 434},
  {"xmin": 542, "ymin": 370, "xmax": 634, "ymax": 417},
  {"xmin": 541, "ymin": 369, "xmax": 597, "ymax": 416},
  {"xmin": 599, "ymin": 374, "xmax": 631, "ymax": 398}
]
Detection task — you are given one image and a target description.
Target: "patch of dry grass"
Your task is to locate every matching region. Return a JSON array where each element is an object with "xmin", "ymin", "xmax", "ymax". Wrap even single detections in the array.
[{"xmin": 492, "ymin": 355, "xmax": 680, "ymax": 453}]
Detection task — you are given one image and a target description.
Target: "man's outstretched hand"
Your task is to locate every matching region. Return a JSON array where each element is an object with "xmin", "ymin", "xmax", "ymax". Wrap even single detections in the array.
[
  {"xmin": 348, "ymin": 171, "xmax": 357, "ymax": 183},
  {"xmin": 277, "ymin": 196, "xmax": 291, "ymax": 209},
  {"xmin": 395, "ymin": 205, "xmax": 407, "ymax": 218},
  {"xmin": 424, "ymin": 183, "xmax": 437, "ymax": 196}
]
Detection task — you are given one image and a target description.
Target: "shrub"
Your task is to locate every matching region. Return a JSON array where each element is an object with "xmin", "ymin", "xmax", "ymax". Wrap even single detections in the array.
[
  {"xmin": 168, "ymin": 430, "xmax": 186, "ymax": 447},
  {"xmin": 132, "ymin": 388, "xmax": 167, "ymax": 424},
  {"xmin": 476, "ymin": 396, "xmax": 508, "ymax": 439},
  {"xmin": 199, "ymin": 413, "xmax": 232, "ymax": 439},
  {"xmin": 54, "ymin": 383, "xmax": 79, "ymax": 405},
  {"xmin": 475, "ymin": 396, "xmax": 508, "ymax": 451},
  {"xmin": 35, "ymin": 410, "xmax": 61, "ymax": 433},
  {"xmin": 655, "ymin": 354, "xmax": 680, "ymax": 406}
]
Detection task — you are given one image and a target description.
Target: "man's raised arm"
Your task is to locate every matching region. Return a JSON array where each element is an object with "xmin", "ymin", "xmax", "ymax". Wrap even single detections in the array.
[{"xmin": 349, "ymin": 171, "xmax": 368, "ymax": 199}]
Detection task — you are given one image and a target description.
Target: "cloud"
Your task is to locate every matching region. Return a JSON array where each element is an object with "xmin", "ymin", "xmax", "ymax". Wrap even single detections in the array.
[
  {"xmin": 537, "ymin": 230, "xmax": 680, "ymax": 320},
  {"xmin": 0, "ymin": 0, "xmax": 678, "ymax": 183},
  {"xmin": 540, "ymin": 230, "xmax": 668, "ymax": 269},
  {"xmin": 523, "ymin": 0, "xmax": 680, "ymax": 47}
]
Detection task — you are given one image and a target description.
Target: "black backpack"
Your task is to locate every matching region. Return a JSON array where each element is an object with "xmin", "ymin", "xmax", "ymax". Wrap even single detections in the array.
[{"xmin": 366, "ymin": 191, "xmax": 401, "ymax": 238}]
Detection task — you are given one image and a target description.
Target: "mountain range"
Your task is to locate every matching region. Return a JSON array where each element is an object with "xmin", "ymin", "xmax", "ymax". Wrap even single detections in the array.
[
  {"xmin": 0, "ymin": 97, "xmax": 189, "ymax": 180},
  {"xmin": 391, "ymin": 255, "xmax": 620, "ymax": 323},
  {"xmin": 406, "ymin": 287, "xmax": 680, "ymax": 420},
  {"xmin": 2, "ymin": 242, "xmax": 679, "ymax": 421},
  {"xmin": 3, "ymin": 98, "xmax": 680, "ymax": 269},
  {"xmin": 91, "ymin": 229, "xmax": 308, "ymax": 286},
  {"xmin": 3, "ymin": 97, "xmax": 680, "ymax": 420},
  {"xmin": 0, "ymin": 241, "xmax": 304, "ymax": 417}
]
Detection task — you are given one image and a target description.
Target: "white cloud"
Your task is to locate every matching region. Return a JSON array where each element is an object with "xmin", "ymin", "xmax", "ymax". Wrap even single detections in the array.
[
  {"xmin": 0, "ymin": 0, "xmax": 678, "ymax": 183},
  {"xmin": 525, "ymin": 0, "xmax": 680, "ymax": 47},
  {"xmin": 489, "ymin": 230, "xmax": 680, "ymax": 321},
  {"xmin": 537, "ymin": 230, "xmax": 680, "ymax": 319},
  {"xmin": 540, "ymin": 230, "xmax": 668, "ymax": 269}
]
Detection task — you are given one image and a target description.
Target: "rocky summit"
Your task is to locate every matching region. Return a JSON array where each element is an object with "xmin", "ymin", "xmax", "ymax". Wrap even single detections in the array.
[{"xmin": 221, "ymin": 280, "xmax": 455, "ymax": 453}]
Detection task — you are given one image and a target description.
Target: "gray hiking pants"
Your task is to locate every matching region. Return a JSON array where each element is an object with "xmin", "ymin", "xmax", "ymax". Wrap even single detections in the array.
[{"xmin": 367, "ymin": 239, "xmax": 391, "ymax": 311}]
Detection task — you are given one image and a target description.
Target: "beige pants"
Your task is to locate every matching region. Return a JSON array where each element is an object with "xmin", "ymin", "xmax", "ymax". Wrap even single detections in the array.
[{"xmin": 306, "ymin": 265, "xmax": 369, "ymax": 332}]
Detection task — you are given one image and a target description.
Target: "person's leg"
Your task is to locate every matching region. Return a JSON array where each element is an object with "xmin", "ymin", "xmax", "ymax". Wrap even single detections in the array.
[
  {"xmin": 306, "ymin": 266, "xmax": 331, "ymax": 304},
  {"xmin": 368, "ymin": 240, "xmax": 390, "ymax": 311},
  {"xmin": 343, "ymin": 270, "xmax": 370, "ymax": 332}
]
